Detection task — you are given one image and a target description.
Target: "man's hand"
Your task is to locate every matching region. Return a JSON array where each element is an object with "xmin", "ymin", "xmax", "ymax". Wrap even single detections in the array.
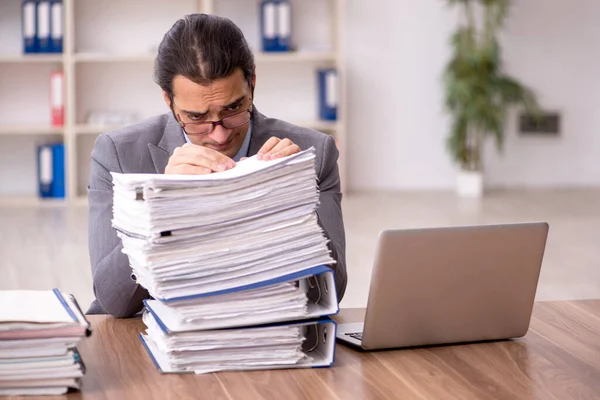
[
  {"xmin": 257, "ymin": 137, "xmax": 301, "ymax": 161},
  {"xmin": 165, "ymin": 143, "xmax": 236, "ymax": 175}
]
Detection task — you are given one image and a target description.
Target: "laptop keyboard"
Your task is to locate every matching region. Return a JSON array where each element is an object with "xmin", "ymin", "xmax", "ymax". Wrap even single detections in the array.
[{"xmin": 345, "ymin": 332, "xmax": 363, "ymax": 341}]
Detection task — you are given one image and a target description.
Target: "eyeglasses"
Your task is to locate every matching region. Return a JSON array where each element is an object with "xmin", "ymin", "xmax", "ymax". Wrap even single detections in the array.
[{"xmin": 176, "ymin": 106, "xmax": 253, "ymax": 136}]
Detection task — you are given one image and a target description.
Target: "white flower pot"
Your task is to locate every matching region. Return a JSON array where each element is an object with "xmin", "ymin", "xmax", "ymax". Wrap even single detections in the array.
[{"xmin": 456, "ymin": 170, "xmax": 483, "ymax": 198}]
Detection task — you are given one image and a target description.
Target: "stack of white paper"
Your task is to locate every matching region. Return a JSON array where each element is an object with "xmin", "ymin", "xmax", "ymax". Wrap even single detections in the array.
[
  {"xmin": 111, "ymin": 148, "xmax": 335, "ymax": 301},
  {"xmin": 112, "ymin": 148, "xmax": 338, "ymax": 374},
  {"xmin": 145, "ymin": 281, "xmax": 309, "ymax": 332},
  {"xmin": 0, "ymin": 290, "xmax": 90, "ymax": 396},
  {"xmin": 141, "ymin": 311, "xmax": 311, "ymax": 374}
]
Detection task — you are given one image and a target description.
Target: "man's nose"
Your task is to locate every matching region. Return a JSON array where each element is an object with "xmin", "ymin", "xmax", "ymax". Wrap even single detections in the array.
[{"xmin": 209, "ymin": 124, "xmax": 231, "ymax": 144}]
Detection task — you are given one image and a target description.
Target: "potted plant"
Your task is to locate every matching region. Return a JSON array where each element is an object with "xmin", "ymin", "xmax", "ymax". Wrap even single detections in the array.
[{"xmin": 443, "ymin": 0, "xmax": 540, "ymax": 197}]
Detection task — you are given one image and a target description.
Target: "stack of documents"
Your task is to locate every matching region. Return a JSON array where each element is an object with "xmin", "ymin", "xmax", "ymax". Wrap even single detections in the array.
[
  {"xmin": 0, "ymin": 290, "xmax": 91, "ymax": 396},
  {"xmin": 111, "ymin": 148, "xmax": 339, "ymax": 374}
]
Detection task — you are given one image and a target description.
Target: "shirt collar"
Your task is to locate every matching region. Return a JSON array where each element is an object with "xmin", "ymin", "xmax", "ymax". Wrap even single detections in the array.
[{"xmin": 182, "ymin": 122, "xmax": 253, "ymax": 162}]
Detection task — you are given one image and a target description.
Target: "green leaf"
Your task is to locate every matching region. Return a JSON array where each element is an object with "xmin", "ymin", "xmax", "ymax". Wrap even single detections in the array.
[{"xmin": 443, "ymin": 0, "xmax": 539, "ymax": 168}]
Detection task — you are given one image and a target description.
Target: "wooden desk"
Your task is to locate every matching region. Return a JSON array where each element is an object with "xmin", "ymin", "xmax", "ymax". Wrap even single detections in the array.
[{"xmin": 14, "ymin": 300, "xmax": 600, "ymax": 400}]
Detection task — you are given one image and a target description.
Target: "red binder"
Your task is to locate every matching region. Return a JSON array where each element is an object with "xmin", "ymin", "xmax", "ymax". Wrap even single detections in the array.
[{"xmin": 50, "ymin": 70, "xmax": 64, "ymax": 127}]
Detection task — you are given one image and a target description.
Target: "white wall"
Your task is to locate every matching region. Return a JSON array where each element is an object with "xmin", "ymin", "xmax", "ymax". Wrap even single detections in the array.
[
  {"xmin": 2, "ymin": 0, "xmax": 600, "ymax": 196},
  {"xmin": 344, "ymin": 0, "xmax": 600, "ymax": 191}
]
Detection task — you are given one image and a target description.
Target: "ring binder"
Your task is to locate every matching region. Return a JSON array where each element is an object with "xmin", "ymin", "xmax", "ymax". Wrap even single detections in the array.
[
  {"xmin": 139, "ymin": 317, "xmax": 337, "ymax": 374},
  {"xmin": 143, "ymin": 266, "xmax": 339, "ymax": 333},
  {"xmin": 303, "ymin": 324, "xmax": 319, "ymax": 353},
  {"xmin": 307, "ymin": 275, "xmax": 322, "ymax": 304}
]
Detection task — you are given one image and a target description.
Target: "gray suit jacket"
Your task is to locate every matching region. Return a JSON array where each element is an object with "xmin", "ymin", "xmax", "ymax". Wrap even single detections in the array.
[{"xmin": 87, "ymin": 108, "xmax": 347, "ymax": 317}]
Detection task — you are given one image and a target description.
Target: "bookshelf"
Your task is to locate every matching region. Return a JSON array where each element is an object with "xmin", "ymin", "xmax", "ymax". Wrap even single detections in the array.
[{"xmin": 0, "ymin": 0, "xmax": 347, "ymax": 203}]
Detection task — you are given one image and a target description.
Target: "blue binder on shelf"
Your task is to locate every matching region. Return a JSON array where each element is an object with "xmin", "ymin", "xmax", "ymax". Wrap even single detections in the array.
[
  {"xmin": 318, "ymin": 68, "xmax": 338, "ymax": 121},
  {"xmin": 37, "ymin": 0, "xmax": 52, "ymax": 53},
  {"xmin": 37, "ymin": 144, "xmax": 53, "ymax": 198},
  {"xmin": 37, "ymin": 143, "xmax": 65, "ymax": 199},
  {"xmin": 50, "ymin": 0, "xmax": 63, "ymax": 53},
  {"xmin": 51, "ymin": 143, "xmax": 65, "ymax": 198},
  {"xmin": 22, "ymin": 0, "xmax": 38, "ymax": 53},
  {"xmin": 260, "ymin": 0, "xmax": 292, "ymax": 52}
]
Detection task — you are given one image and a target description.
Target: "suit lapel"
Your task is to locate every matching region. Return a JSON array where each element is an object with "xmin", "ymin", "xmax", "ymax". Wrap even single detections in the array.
[{"xmin": 148, "ymin": 114, "xmax": 186, "ymax": 173}]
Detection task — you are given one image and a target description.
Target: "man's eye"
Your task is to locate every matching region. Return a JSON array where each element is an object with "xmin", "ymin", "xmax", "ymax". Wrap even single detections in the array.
[
  {"xmin": 228, "ymin": 105, "xmax": 241, "ymax": 112},
  {"xmin": 187, "ymin": 114, "xmax": 203, "ymax": 121}
]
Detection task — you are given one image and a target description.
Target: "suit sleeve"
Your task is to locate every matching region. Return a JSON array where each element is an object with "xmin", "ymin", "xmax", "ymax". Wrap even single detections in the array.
[
  {"xmin": 316, "ymin": 135, "xmax": 348, "ymax": 301},
  {"xmin": 88, "ymin": 134, "xmax": 149, "ymax": 318}
]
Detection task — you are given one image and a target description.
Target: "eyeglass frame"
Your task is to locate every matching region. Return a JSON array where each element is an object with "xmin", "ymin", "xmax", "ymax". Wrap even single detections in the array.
[{"xmin": 173, "ymin": 101, "xmax": 253, "ymax": 136}]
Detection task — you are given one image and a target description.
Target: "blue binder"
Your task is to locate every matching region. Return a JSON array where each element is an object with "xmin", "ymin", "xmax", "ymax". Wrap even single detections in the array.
[
  {"xmin": 318, "ymin": 68, "xmax": 338, "ymax": 121},
  {"xmin": 37, "ymin": 143, "xmax": 65, "ymax": 198},
  {"xmin": 37, "ymin": 0, "xmax": 52, "ymax": 53},
  {"xmin": 51, "ymin": 143, "xmax": 65, "ymax": 198},
  {"xmin": 37, "ymin": 144, "xmax": 53, "ymax": 198},
  {"xmin": 260, "ymin": 0, "xmax": 292, "ymax": 52},
  {"xmin": 49, "ymin": 0, "xmax": 63, "ymax": 53},
  {"xmin": 22, "ymin": 0, "xmax": 38, "ymax": 53},
  {"xmin": 260, "ymin": 1, "xmax": 278, "ymax": 52},
  {"xmin": 139, "ymin": 317, "xmax": 337, "ymax": 374},
  {"xmin": 276, "ymin": 0, "xmax": 292, "ymax": 51},
  {"xmin": 144, "ymin": 265, "xmax": 339, "ymax": 333}
]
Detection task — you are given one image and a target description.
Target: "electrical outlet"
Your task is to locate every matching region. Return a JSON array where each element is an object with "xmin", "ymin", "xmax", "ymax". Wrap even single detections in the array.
[{"xmin": 519, "ymin": 112, "xmax": 560, "ymax": 135}]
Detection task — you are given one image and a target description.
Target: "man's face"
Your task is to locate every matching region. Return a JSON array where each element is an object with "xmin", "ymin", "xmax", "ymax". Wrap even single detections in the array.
[{"xmin": 164, "ymin": 69, "xmax": 255, "ymax": 159}]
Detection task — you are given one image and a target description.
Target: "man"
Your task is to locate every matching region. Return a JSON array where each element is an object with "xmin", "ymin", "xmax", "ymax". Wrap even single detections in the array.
[{"xmin": 87, "ymin": 14, "xmax": 347, "ymax": 317}]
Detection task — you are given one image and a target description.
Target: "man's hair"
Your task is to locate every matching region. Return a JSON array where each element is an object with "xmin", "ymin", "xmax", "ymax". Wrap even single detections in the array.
[{"xmin": 155, "ymin": 14, "xmax": 255, "ymax": 100}]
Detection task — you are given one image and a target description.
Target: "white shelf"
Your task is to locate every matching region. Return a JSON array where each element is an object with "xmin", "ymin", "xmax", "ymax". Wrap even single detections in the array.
[
  {"xmin": 255, "ymin": 50, "xmax": 337, "ymax": 63},
  {"xmin": 0, "ymin": 125, "xmax": 64, "ymax": 135},
  {"xmin": 73, "ymin": 52, "xmax": 157, "ymax": 63},
  {"xmin": 71, "ymin": 50, "xmax": 336, "ymax": 64},
  {"xmin": 0, "ymin": 54, "xmax": 64, "ymax": 64}
]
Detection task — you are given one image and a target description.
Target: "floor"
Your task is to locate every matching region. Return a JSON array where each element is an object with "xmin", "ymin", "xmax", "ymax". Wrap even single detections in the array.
[{"xmin": 1, "ymin": 189, "xmax": 599, "ymax": 311}]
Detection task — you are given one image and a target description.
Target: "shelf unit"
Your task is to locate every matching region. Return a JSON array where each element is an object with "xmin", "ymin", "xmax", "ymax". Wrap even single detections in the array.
[{"xmin": 0, "ymin": 0, "xmax": 346, "ymax": 203}]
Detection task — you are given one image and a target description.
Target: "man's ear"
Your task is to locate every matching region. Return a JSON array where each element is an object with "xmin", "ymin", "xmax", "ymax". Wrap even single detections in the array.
[{"xmin": 162, "ymin": 90, "xmax": 172, "ymax": 108}]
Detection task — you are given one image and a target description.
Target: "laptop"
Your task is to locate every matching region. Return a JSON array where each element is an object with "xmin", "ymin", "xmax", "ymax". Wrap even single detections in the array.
[{"xmin": 336, "ymin": 222, "xmax": 549, "ymax": 350}]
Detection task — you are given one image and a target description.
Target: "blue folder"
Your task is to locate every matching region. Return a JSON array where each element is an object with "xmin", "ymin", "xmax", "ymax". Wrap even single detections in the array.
[
  {"xmin": 22, "ymin": 0, "xmax": 38, "ymax": 53},
  {"xmin": 37, "ymin": 144, "xmax": 53, "ymax": 198},
  {"xmin": 318, "ymin": 68, "xmax": 338, "ymax": 121},
  {"xmin": 49, "ymin": 0, "xmax": 63, "ymax": 53},
  {"xmin": 36, "ymin": 0, "xmax": 52, "ymax": 53},
  {"xmin": 37, "ymin": 143, "xmax": 65, "ymax": 199},
  {"xmin": 51, "ymin": 143, "xmax": 65, "ymax": 198},
  {"xmin": 260, "ymin": 0, "xmax": 292, "ymax": 52}
]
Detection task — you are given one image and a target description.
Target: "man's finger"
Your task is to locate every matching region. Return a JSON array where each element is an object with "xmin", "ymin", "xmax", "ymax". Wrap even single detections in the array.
[
  {"xmin": 178, "ymin": 144, "xmax": 235, "ymax": 168},
  {"xmin": 257, "ymin": 137, "xmax": 281, "ymax": 160},
  {"xmin": 264, "ymin": 144, "xmax": 301, "ymax": 160},
  {"xmin": 197, "ymin": 146, "xmax": 236, "ymax": 167},
  {"xmin": 166, "ymin": 163, "xmax": 212, "ymax": 175},
  {"xmin": 263, "ymin": 138, "xmax": 292, "ymax": 159},
  {"xmin": 170, "ymin": 153, "xmax": 231, "ymax": 172}
]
